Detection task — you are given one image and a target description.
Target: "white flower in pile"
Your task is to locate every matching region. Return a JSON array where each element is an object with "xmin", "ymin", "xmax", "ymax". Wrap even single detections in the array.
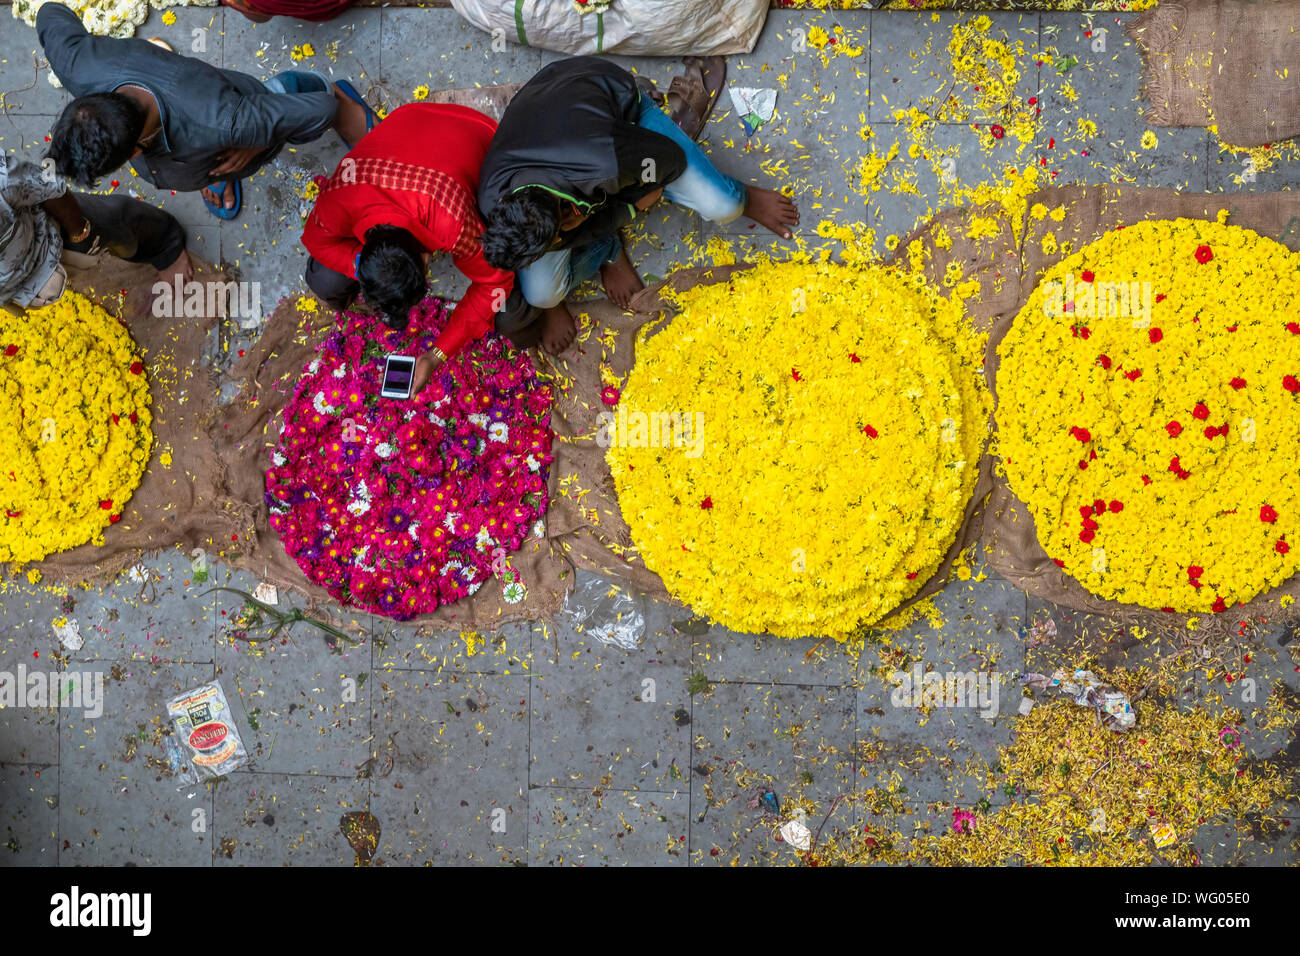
[
  {"xmin": 374, "ymin": 442, "xmax": 395, "ymax": 459},
  {"xmin": 407, "ymin": 520, "xmax": 421, "ymax": 541},
  {"xmin": 312, "ymin": 391, "xmax": 337, "ymax": 415},
  {"xmin": 402, "ymin": 410, "xmax": 417, "ymax": 421},
  {"xmin": 475, "ymin": 527, "xmax": 493, "ymax": 551},
  {"xmin": 526, "ymin": 454, "xmax": 540, "ymax": 472},
  {"xmin": 427, "ymin": 413, "xmax": 446, "ymax": 427},
  {"xmin": 308, "ymin": 359, "xmax": 321, "ymax": 374},
  {"xmin": 443, "ymin": 511, "xmax": 460, "ymax": 533},
  {"xmin": 503, "ymin": 581, "xmax": 526, "ymax": 604},
  {"xmin": 468, "ymin": 413, "xmax": 489, "ymax": 429},
  {"xmin": 332, "ymin": 366, "xmax": 347, "ymax": 379},
  {"xmin": 488, "ymin": 422, "xmax": 509, "ymax": 443},
  {"xmin": 346, "ymin": 478, "xmax": 371, "ymax": 516},
  {"xmin": 272, "ymin": 451, "xmax": 287, "ymax": 467},
  {"xmin": 532, "ymin": 519, "xmax": 546, "ymax": 539},
  {"xmin": 466, "ymin": 580, "xmax": 483, "ymax": 596},
  {"xmin": 440, "ymin": 559, "xmax": 463, "ymax": 577}
]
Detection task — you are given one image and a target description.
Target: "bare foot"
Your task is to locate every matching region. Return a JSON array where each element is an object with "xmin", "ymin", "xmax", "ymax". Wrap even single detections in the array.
[
  {"xmin": 744, "ymin": 186, "xmax": 800, "ymax": 240},
  {"xmin": 332, "ymin": 85, "xmax": 370, "ymax": 147},
  {"xmin": 599, "ymin": 243, "xmax": 644, "ymax": 310},
  {"xmin": 539, "ymin": 303, "xmax": 577, "ymax": 355},
  {"xmin": 201, "ymin": 181, "xmax": 236, "ymax": 211}
]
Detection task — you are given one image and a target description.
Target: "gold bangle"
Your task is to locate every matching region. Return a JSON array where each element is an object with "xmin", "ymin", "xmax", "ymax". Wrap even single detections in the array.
[
  {"xmin": 429, "ymin": 346, "xmax": 447, "ymax": 365},
  {"xmin": 70, "ymin": 219, "xmax": 92, "ymax": 244}
]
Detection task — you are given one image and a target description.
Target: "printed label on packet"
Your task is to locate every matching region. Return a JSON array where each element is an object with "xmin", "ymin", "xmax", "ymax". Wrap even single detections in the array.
[
  {"xmin": 1150, "ymin": 822, "xmax": 1177, "ymax": 848},
  {"xmin": 165, "ymin": 680, "xmax": 247, "ymax": 781}
]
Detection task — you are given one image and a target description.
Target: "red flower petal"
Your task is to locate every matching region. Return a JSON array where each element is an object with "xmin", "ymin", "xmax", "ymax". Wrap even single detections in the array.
[
  {"xmin": 1230, "ymin": 377, "xmax": 1246, "ymax": 389},
  {"xmin": 1277, "ymin": 540, "xmax": 1291, "ymax": 555},
  {"xmin": 1097, "ymin": 354, "xmax": 1112, "ymax": 370},
  {"xmin": 700, "ymin": 497, "xmax": 713, "ymax": 510},
  {"xmin": 109, "ymin": 514, "xmax": 121, "ymax": 524},
  {"xmin": 990, "ymin": 124, "xmax": 1005, "ymax": 139},
  {"xmin": 99, "ymin": 499, "xmax": 113, "ymax": 510},
  {"xmin": 1284, "ymin": 375, "xmax": 1300, "ymax": 393},
  {"xmin": 129, "ymin": 361, "xmax": 144, "ymax": 375},
  {"xmin": 1188, "ymin": 565, "xmax": 1204, "ymax": 578},
  {"xmin": 1165, "ymin": 420, "xmax": 1182, "ymax": 438},
  {"xmin": 862, "ymin": 424, "xmax": 879, "ymax": 438},
  {"xmin": 1261, "ymin": 505, "xmax": 1278, "ymax": 523},
  {"xmin": 1194, "ymin": 245, "xmax": 1214, "ymax": 264},
  {"xmin": 1079, "ymin": 529, "xmax": 1095, "ymax": 543},
  {"xmin": 1287, "ymin": 322, "xmax": 1300, "ymax": 335},
  {"xmin": 1125, "ymin": 369, "xmax": 1142, "ymax": 381},
  {"xmin": 1080, "ymin": 270, "xmax": 1095, "ymax": 283},
  {"xmin": 1092, "ymin": 498, "xmax": 1106, "ymax": 515},
  {"xmin": 791, "ymin": 368, "xmax": 801, "ymax": 381},
  {"xmin": 1053, "ymin": 558, "xmax": 1065, "ymax": 568},
  {"xmin": 1108, "ymin": 500, "xmax": 1122, "ymax": 513},
  {"xmin": 1192, "ymin": 402, "xmax": 1209, "ymax": 420},
  {"xmin": 1148, "ymin": 328, "xmax": 1163, "ymax": 344},
  {"xmin": 849, "ymin": 353, "xmax": 861, "ymax": 363},
  {"xmin": 2, "ymin": 345, "xmax": 17, "ymax": 357}
]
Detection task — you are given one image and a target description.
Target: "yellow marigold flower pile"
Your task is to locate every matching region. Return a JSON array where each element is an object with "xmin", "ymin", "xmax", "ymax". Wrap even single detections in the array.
[
  {"xmin": 608, "ymin": 262, "xmax": 990, "ymax": 640},
  {"xmin": 0, "ymin": 292, "xmax": 152, "ymax": 563},
  {"xmin": 997, "ymin": 218, "xmax": 1300, "ymax": 613}
]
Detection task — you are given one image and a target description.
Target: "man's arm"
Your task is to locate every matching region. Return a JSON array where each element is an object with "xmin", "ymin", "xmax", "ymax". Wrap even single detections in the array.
[
  {"xmin": 226, "ymin": 90, "xmax": 338, "ymax": 153},
  {"xmin": 433, "ymin": 242, "xmax": 515, "ymax": 359},
  {"xmin": 301, "ymin": 207, "xmax": 363, "ymax": 278},
  {"xmin": 36, "ymin": 4, "xmax": 93, "ymax": 91},
  {"xmin": 610, "ymin": 121, "xmax": 687, "ymax": 204}
]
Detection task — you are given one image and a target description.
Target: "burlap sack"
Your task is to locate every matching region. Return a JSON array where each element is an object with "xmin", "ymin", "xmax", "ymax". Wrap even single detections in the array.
[
  {"xmin": 18, "ymin": 256, "xmax": 254, "ymax": 586},
  {"xmin": 982, "ymin": 183, "xmax": 1300, "ymax": 630},
  {"xmin": 1130, "ymin": 0, "xmax": 1300, "ymax": 147}
]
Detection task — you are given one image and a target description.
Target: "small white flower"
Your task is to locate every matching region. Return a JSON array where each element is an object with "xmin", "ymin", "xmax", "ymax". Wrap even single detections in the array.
[
  {"xmin": 532, "ymin": 519, "xmax": 546, "ymax": 539},
  {"xmin": 308, "ymin": 359, "xmax": 321, "ymax": 375},
  {"xmin": 312, "ymin": 392, "xmax": 337, "ymax": 415},
  {"xmin": 502, "ymin": 581, "xmax": 526, "ymax": 604},
  {"xmin": 466, "ymin": 580, "xmax": 483, "ymax": 596},
  {"xmin": 440, "ymin": 559, "xmax": 463, "ymax": 577},
  {"xmin": 468, "ymin": 413, "xmax": 489, "ymax": 429},
  {"xmin": 488, "ymin": 422, "xmax": 509, "ymax": 443},
  {"xmin": 374, "ymin": 442, "xmax": 395, "ymax": 459},
  {"xmin": 346, "ymin": 498, "xmax": 371, "ymax": 516},
  {"xmin": 427, "ymin": 414, "xmax": 447, "ymax": 427},
  {"xmin": 332, "ymin": 366, "xmax": 347, "ymax": 378},
  {"xmin": 475, "ymin": 527, "xmax": 493, "ymax": 551},
  {"xmin": 444, "ymin": 511, "xmax": 460, "ymax": 533},
  {"xmin": 526, "ymin": 454, "xmax": 540, "ymax": 472},
  {"xmin": 272, "ymin": 451, "xmax": 287, "ymax": 467},
  {"xmin": 408, "ymin": 521, "xmax": 421, "ymax": 541}
]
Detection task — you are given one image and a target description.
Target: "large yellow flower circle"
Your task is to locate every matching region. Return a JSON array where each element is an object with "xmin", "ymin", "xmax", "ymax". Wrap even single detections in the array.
[
  {"xmin": 996, "ymin": 217, "xmax": 1300, "ymax": 612},
  {"xmin": 608, "ymin": 262, "xmax": 990, "ymax": 639},
  {"xmin": 0, "ymin": 291, "xmax": 153, "ymax": 563}
]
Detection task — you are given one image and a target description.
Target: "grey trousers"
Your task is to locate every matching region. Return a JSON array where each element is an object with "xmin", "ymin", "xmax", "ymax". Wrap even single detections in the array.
[{"xmin": 68, "ymin": 194, "xmax": 187, "ymax": 271}]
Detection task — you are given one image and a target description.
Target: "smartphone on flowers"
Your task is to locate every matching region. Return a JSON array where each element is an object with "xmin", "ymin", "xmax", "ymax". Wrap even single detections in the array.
[{"xmin": 380, "ymin": 354, "xmax": 416, "ymax": 400}]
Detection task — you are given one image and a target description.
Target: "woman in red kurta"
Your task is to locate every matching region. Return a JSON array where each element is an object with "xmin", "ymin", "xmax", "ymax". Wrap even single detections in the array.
[
  {"xmin": 302, "ymin": 102, "xmax": 520, "ymax": 387},
  {"xmin": 221, "ymin": 0, "xmax": 353, "ymax": 23}
]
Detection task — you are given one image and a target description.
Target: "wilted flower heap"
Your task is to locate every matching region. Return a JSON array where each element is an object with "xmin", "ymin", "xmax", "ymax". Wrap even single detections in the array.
[
  {"xmin": 265, "ymin": 299, "xmax": 554, "ymax": 619},
  {"xmin": 608, "ymin": 262, "xmax": 990, "ymax": 640},
  {"xmin": 0, "ymin": 292, "xmax": 153, "ymax": 563},
  {"xmin": 997, "ymin": 218, "xmax": 1300, "ymax": 612}
]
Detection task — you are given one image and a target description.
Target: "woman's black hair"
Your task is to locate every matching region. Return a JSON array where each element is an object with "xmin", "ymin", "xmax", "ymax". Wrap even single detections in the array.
[
  {"xmin": 357, "ymin": 225, "xmax": 428, "ymax": 330},
  {"xmin": 48, "ymin": 93, "xmax": 147, "ymax": 188},
  {"xmin": 480, "ymin": 187, "xmax": 560, "ymax": 272}
]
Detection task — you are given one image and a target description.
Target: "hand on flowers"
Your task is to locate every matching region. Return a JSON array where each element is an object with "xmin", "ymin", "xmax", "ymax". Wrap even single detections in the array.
[{"xmin": 411, "ymin": 348, "xmax": 444, "ymax": 397}]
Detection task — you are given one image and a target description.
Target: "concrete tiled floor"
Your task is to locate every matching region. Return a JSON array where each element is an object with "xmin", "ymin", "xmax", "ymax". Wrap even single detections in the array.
[{"xmin": 1, "ymin": 6, "xmax": 1297, "ymax": 866}]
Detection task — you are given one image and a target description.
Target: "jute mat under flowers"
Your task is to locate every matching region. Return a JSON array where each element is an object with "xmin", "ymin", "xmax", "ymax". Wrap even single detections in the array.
[
  {"xmin": 19, "ymin": 255, "xmax": 256, "ymax": 587},
  {"xmin": 1130, "ymin": 0, "xmax": 1300, "ymax": 148},
  {"xmin": 978, "ymin": 184, "xmax": 1300, "ymax": 631}
]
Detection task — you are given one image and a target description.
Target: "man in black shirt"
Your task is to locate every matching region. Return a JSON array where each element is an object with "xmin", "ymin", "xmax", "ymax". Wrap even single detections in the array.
[{"xmin": 478, "ymin": 57, "xmax": 799, "ymax": 354}]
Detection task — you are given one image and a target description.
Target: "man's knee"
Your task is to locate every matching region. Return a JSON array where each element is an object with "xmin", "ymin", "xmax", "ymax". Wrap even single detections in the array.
[
  {"xmin": 517, "ymin": 271, "xmax": 567, "ymax": 311},
  {"xmin": 304, "ymin": 258, "xmax": 358, "ymax": 312}
]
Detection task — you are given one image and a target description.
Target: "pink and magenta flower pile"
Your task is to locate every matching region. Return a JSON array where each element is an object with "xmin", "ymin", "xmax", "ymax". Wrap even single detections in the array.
[{"xmin": 265, "ymin": 298, "xmax": 554, "ymax": 619}]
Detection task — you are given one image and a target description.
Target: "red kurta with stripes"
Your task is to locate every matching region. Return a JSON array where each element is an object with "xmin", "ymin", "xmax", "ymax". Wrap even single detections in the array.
[{"xmin": 302, "ymin": 102, "xmax": 512, "ymax": 358}]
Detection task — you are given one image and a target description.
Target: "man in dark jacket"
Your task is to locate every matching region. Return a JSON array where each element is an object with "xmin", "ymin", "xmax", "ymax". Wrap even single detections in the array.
[
  {"xmin": 37, "ymin": 3, "xmax": 375, "ymax": 220},
  {"xmin": 478, "ymin": 57, "xmax": 799, "ymax": 354}
]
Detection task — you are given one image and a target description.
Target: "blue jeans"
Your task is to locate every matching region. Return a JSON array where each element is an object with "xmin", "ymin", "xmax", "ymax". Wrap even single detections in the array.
[
  {"xmin": 262, "ymin": 70, "xmax": 337, "ymax": 144},
  {"xmin": 516, "ymin": 94, "xmax": 747, "ymax": 309}
]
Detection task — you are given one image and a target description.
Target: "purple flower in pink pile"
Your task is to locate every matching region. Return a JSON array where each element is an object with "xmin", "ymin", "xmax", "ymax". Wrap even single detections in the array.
[{"xmin": 264, "ymin": 296, "xmax": 555, "ymax": 619}]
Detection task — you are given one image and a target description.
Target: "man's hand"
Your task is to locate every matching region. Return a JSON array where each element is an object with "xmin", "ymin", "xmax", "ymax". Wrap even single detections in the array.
[
  {"xmin": 634, "ymin": 188, "xmax": 664, "ymax": 211},
  {"xmin": 411, "ymin": 349, "xmax": 444, "ymax": 397},
  {"xmin": 210, "ymin": 146, "xmax": 265, "ymax": 178}
]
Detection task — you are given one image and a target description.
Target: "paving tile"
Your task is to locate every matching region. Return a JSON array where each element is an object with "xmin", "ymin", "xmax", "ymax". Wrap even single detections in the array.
[
  {"xmin": 211, "ymin": 567, "xmax": 371, "ymax": 775},
  {"xmin": 0, "ymin": 20, "xmax": 70, "ymax": 116},
  {"xmin": 57, "ymin": 660, "xmax": 215, "ymax": 866},
  {"xmin": 0, "ymin": 762, "xmax": 59, "ymax": 866},
  {"xmin": 529, "ymin": 605, "xmax": 692, "ymax": 792},
  {"xmin": 528, "ymin": 786, "xmax": 688, "ymax": 866},
  {"xmin": 368, "ymin": 670, "xmax": 528, "ymax": 865},
  {"xmin": 212, "ymin": 771, "xmax": 368, "ymax": 865}
]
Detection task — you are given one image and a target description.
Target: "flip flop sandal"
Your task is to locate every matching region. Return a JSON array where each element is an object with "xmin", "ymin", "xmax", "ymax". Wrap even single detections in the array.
[
  {"xmin": 634, "ymin": 74, "xmax": 666, "ymax": 107},
  {"xmin": 667, "ymin": 55, "xmax": 726, "ymax": 141},
  {"xmin": 335, "ymin": 79, "xmax": 379, "ymax": 148},
  {"xmin": 202, "ymin": 179, "xmax": 241, "ymax": 220}
]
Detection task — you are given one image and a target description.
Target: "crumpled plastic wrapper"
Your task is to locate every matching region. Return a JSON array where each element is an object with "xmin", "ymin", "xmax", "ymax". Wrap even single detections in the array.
[
  {"xmin": 1021, "ymin": 668, "xmax": 1137, "ymax": 732},
  {"xmin": 557, "ymin": 575, "xmax": 646, "ymax": 650}
]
